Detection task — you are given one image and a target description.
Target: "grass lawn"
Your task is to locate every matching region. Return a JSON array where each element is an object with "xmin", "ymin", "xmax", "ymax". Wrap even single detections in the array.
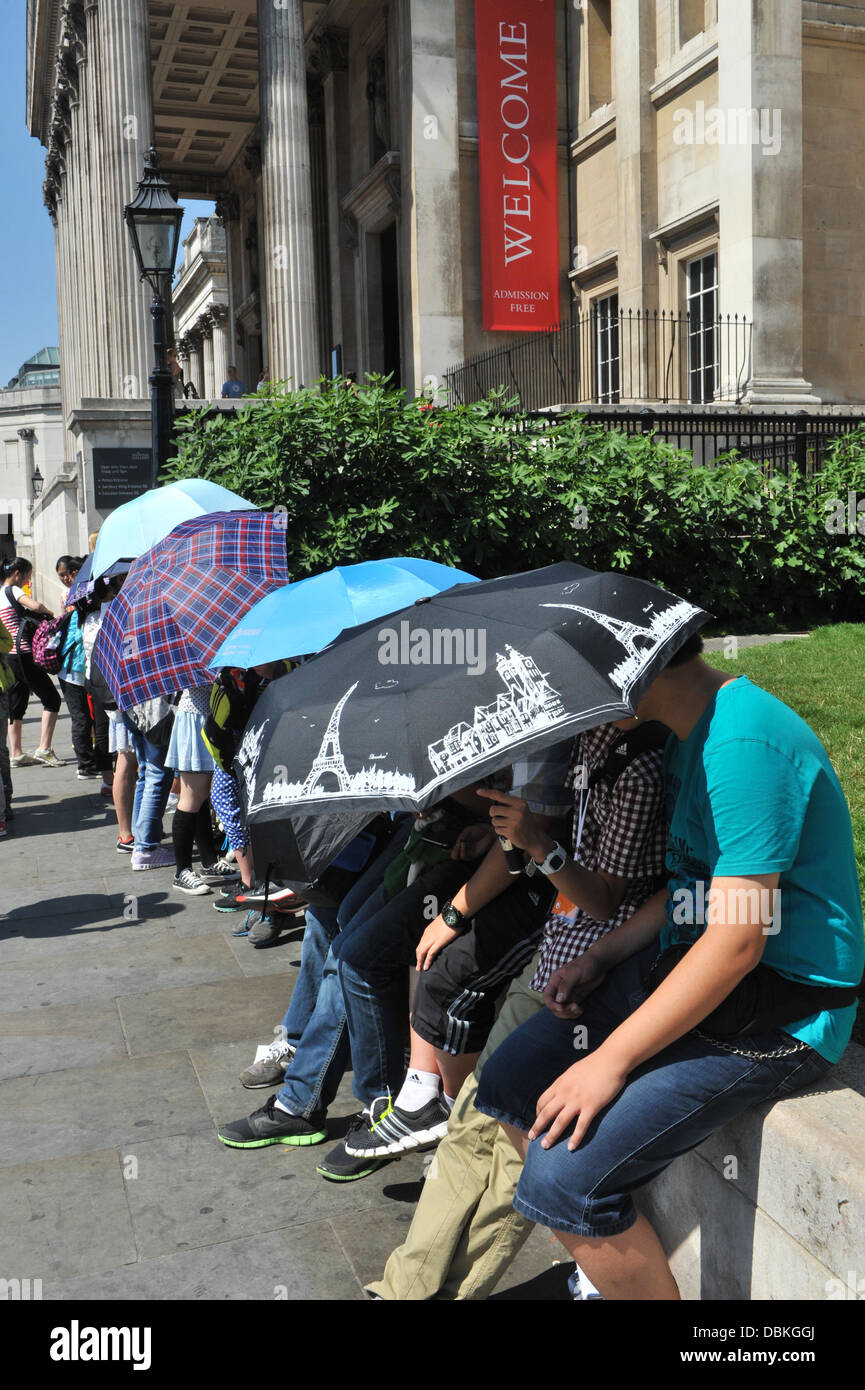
[{"xmin": 704, "ymin": 624, "xmax": 865, "ymax": 1045}]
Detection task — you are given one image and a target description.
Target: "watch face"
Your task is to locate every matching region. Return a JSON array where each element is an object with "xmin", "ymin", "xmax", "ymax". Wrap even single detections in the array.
[{"xmin": 442, "ymin": 904, "xmax": 460, "ymax": 927}]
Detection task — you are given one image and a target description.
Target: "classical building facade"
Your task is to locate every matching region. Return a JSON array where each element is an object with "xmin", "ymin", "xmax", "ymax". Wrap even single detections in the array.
[
  {"xmin": 0, "ymin": 353, "xmax": 68, "ymax": 598},
  {"xmin": 24, "ymin": 0, "xmax": 865, "ymax": 548},
  {"xmin": 173, "ymin": 216, "xmax": 231, "ymax": 400}
]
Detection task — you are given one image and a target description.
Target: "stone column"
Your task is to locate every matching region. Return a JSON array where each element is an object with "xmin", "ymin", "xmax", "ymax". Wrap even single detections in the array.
[
  {"xmin": 718, "ymin": 0, "xmax": 818, "ymax": 403},
  {"xmin": 398, "ymin": 0, "xmax": 464, "ymax": 397},
  {"xmin": 83, "ymin": 0, "xmax": 110, "ymax": 400},
  {"xmin": 613, "ymin": 0, "xmax": 659, "ymax": 401},
  {"xmin": 312, "ymin": 29, "xmax": 353, "ymax": 374},
  {"xmin": 200, "ymin": 317, "xmax": 215, "ymax": 399},
  {"xmin": 186, "ymin": 331, "xmax": 204, "ymax": 399},
  {"xmin": 257, "ymin": 0, "xmax": 319, "ymax": 388},
  {"xmin": 210, "ymin": 305, "xmax": 230, "ymax": 395},
  {"xmin": 17, "ymin": 430, "xmax": 37, "ymax": 539},
  {"xmin": 95, "ymin": 0, "xmax": 155, "ymax": 401}
]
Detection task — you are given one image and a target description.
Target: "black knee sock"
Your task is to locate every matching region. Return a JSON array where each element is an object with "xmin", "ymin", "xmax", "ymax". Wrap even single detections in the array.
[
  {"xmin": 195, "ymin": 799, "xmax": 219, "ymax": 867},
  {"xmin": 172, "ymin": 809, "xmax": 197, "ymax": 874}
]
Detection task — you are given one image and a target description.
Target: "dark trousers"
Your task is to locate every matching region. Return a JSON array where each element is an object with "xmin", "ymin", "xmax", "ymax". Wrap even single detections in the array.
[
  {"xmin": 60, "ymin": 679, "xmax": 97, "ymax": 773},
  {"xmin": 89, "ymin": 690, "xmax": 113, "ymax": 773}
]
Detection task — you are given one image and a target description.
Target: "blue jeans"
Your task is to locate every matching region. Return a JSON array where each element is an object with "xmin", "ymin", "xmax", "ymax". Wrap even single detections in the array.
[
  {"xmin": 125, "ymin": 718, "xmax": 174, "ymax": 852},
  {"xmin": 275, "ymin": 816, "xmax": 413, "ymax": 1119},
  {"xmin": 476, "ymin": 944, "xmax": 834, "ymax": 1238},
  {"xmin": 336, "ymin": 859, "xmax": 470, "ymax": 1106}
]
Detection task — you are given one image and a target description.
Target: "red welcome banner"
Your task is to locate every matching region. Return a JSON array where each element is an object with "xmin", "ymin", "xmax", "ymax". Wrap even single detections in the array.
[{"xmin": 475, "ymin": 0, "xmax": 560, "ymax": 331}]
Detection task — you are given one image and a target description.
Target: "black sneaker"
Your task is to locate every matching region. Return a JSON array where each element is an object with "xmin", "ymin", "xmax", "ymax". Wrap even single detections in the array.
[
  {"xmin": 217, "ymin": 1094, "xmax": 327, "ymax": 1149},
  {"xmin": 212, "ymin": 882, "xmax": 255, "ymax": 912},
  {"xmin": 343, "ymin": 1094, "xmax": 451, "ymax": 1158},
  {"xmin": 236, "ymin": 881, "xmax": 307, "ymax": 910},
  {"xmin": 316, "ymin": 1108, "xmax": 391, "ymax": 1182}
]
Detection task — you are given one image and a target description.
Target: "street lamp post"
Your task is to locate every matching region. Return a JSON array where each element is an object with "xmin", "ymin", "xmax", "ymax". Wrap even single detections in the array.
[{"xmin": 124, "ymin": 148, "xmax": 184, "ymax": 489}]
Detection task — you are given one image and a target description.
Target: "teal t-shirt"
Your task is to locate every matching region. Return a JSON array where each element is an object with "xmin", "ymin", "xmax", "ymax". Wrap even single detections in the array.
[{"xmin": 662, "ymin": 677, "xmax": 863, "ymax": 1062}]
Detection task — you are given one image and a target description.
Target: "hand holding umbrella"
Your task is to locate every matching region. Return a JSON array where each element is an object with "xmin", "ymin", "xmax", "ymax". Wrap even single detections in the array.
[{"xmin": 477, "ymin": 787, "xmax": 550, "ymax": 874}]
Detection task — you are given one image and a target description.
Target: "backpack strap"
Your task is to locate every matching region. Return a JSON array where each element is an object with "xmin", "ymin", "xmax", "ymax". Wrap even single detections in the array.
[{"xmin": 588, "ymin": 720, "xmax": 669, "ymax": 794}]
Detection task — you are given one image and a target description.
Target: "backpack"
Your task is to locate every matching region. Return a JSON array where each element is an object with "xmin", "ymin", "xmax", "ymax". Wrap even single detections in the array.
[
  {"xmin": 3, "ymin": 586, "xmax": 42, "ymax": 655},
  {"xmin": 31, "ymin": 613, "xmax": 72, "ymax": 675}
]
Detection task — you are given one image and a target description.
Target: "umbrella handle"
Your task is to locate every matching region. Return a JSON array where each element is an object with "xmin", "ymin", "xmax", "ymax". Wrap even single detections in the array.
[{"xmin": 498, "ymin": 836, "xmax": 525, "ymax": 876}]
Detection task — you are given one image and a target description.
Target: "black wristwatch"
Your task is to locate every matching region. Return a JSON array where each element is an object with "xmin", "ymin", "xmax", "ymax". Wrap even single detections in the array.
[{"xmin": 441, "ymin": 900, "xmax": 466, "ymax": 930}]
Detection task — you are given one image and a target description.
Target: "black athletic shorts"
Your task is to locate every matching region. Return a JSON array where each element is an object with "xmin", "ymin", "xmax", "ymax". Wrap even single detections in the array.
[{"xmin": 411, "ymin": 873, "xmax": 556, "ymax": 1056}]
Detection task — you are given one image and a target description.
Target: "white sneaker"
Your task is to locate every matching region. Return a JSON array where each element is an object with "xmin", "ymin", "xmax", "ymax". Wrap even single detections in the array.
[
  {"xmin": 33, "ymin": 748, "xmax": 63, "ymax": 767},
  {"xmin": 131, "ymin": 846, "xmax": 175, "ymax": 871},
  {"xmin": 173, "ymin": 868, "xmax": 212, "ymax": 896}
]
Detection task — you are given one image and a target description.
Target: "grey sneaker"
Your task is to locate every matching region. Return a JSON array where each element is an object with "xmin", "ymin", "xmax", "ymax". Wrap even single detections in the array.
[
  {"xmin": 239, "ymin": 1038, "xmax": 296, "ymax": 1089},
  {"xmin": 172, "ymin": 868, "xmax": 212, "ymax": 896},
  {"xmin": 247, "ymin": 911, "xmax": 293, "ymax": 948},
  {"xmin": 198, "ymin": 859, "xmax": 242, "ymax": 886}
]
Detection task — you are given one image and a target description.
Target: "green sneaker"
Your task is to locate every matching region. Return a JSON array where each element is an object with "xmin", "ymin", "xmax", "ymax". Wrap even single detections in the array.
[{"xmin": 217, "ymin": 1094, "xmax": 327, "ymax": 1149}]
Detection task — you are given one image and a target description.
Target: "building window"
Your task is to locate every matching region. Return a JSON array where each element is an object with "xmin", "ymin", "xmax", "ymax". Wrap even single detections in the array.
[
  {"xmin": 686, "ymin": 252, "xmax": 718, "ymax": 404},
  {"xmin": 593, "ymin": 293, "xmax": 620, "ymax": 404},
  {"xmin": 678, "ymin": 0, "xmax": 706, "ymax": 48},
  {"xmin": 587, "ymin": 1, "xmax": 613, "ymax": 112}
]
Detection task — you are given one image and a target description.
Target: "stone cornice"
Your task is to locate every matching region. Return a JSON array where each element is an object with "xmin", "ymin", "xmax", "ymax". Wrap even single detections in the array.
[{"xmin": 342, "ymin": 150, "xmax": 401, "ymax": 233}]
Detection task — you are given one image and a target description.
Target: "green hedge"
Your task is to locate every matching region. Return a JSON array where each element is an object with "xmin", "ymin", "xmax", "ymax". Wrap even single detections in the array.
[{"xmin": 164, "ymin": 380, "xmax": 865, "ymax": 630}]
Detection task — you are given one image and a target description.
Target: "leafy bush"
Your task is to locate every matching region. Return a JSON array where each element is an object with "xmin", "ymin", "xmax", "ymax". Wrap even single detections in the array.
[{"xmin": 163, "ymin": 382, "xmax": 865, "ymax": 630}]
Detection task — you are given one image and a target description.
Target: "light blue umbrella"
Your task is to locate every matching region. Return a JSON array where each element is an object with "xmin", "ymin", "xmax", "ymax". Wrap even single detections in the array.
[
  {"xmin": 208, "ymin": 557, "xmax": 480, "ymax": 669},
  {"xmin": 91, "ymin": 478, "xmax": 257, "ymax": 579}
]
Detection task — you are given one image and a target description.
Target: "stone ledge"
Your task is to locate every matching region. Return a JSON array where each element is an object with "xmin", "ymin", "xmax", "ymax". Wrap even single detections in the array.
[{"xmin": 639, "ymin": 1042, "xmax": 865, "ymax": 1297}]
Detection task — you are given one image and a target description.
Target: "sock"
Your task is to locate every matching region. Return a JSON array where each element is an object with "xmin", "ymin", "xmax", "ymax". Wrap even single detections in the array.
[
  {"xmin": 273, "ymin": 1097, "xmax": 297, "ymax": 1115},
  {"xmin": 443, "ymin": 1093, "xmax": 456, "ymax": 1112},
  {"xmin": 172, "ymin": 809, "xmax": 197, "ymax": 873},
  {"xmin": 395, "ymin": 1069, "xmax": 440, "ymax": 1112},
  {"xmin": 575, "ymin": 1264, "xmax": 602, "ymax": 1299}
]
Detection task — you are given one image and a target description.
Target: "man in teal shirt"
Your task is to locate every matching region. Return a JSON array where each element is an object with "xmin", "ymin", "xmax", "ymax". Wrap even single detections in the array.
[{"xmin": 476, "ymin": 634, "xmax": 863, "ymax": 1300}]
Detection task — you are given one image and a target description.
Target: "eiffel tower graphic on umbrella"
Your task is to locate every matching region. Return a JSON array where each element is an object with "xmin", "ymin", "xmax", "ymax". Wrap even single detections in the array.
[
  {"xmin": 300, "ymin": 683, "xmax": 358, "ymax": 795},
  {"xmin": 541, "ymin": 598, "xmax": 699, "ymax": 695}
]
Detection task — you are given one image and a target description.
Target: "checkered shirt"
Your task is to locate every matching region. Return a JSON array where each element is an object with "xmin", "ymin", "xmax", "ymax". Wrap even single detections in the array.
[{"xmin": 531, "ymin": 723, "xmax": 667, "ymax": 992}]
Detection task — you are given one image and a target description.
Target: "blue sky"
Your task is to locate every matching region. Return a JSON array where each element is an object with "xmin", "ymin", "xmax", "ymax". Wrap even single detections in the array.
[{"xmin": 2, "ymin": 6, "xmax": 211, "ymax": 388}]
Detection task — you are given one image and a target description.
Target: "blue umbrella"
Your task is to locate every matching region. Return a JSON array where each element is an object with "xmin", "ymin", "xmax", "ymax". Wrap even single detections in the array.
[
  {"xmin": 208, "ymin": 557, "xmax": 479, "ymax": 669},
  {"xmin": 91, "ymin": 479, "xmax": 257, "ymax": 579},
  {"xmin": 67, "ymin": 554, "xmax": 131, "ymax": 605}
]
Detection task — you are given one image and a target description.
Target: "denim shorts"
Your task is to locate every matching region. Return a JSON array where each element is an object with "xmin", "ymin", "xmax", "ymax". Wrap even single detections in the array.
[{"xmin": 474, "ymin": 944, "xmax": 834, "ymax": 1238}]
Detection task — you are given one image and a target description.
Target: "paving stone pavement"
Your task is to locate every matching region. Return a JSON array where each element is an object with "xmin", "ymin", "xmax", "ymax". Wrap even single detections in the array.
[{"xmin": 0, "ymin": 709, "xmax": 569, "ymax": 1302}]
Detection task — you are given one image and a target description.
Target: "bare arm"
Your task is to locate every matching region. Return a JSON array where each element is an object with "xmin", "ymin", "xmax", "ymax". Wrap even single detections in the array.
[
  {"xmin": 478, "ymin": 788, "xmax": 629, "ymax": 924},
  {"xmin": 531, "ymin": 874, "xmax": 778, "ymax": 1150}
]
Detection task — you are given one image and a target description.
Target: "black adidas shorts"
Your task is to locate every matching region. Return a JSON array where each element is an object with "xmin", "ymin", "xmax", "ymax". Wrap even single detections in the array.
[{"xmin": 411, "ymin": 874, "xmax": 556, "ymax": 1056}]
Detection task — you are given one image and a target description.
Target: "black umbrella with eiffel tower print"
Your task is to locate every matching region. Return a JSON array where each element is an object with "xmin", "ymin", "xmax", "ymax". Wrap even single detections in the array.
[{"xmin": 234, "ymin": 562, "xmax": 711, "ymax": 883}]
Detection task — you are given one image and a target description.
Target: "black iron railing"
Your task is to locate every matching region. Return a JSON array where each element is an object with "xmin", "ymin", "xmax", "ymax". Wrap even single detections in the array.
[
  {"xmin": 445, "ymin": 311, "xmax": 753, "ymax": 411},
  {"xmin": 510, "ymin": 408, "xmax": 865, "ymax": 476}
]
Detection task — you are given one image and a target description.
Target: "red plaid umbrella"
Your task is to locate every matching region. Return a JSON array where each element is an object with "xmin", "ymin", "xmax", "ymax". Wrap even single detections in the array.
[{"xmin": 94, "ymin": 511, "xmax": 289, "ymax": 710}]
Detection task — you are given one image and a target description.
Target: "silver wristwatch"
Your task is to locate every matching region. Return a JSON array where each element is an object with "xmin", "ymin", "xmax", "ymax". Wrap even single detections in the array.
[{"xmin": 532, "ymin": 842, "xmax": 568, "ymax": 876}]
